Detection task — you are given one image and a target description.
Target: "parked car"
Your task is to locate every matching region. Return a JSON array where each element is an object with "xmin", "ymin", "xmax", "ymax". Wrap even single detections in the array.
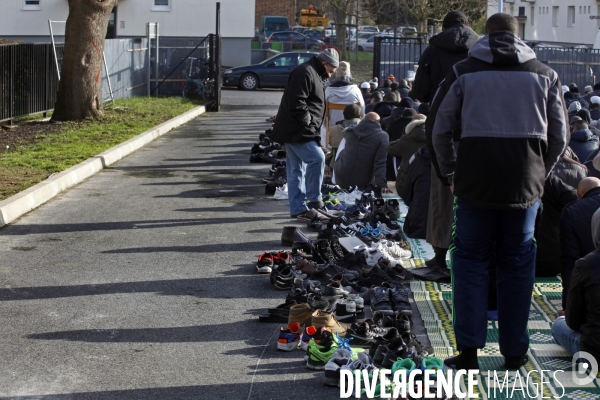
[
  {"xmin": 359, "ymin": 25, "xmax": 379, "ymax": 33},
  {"xmin": 347, "ymin": 31, "xmax": 376, "ymax": 50},
  {"xmin": 222, "ymin": 52, "xmax": 317, "ymax": 90},
  {"xmin": 258, "ymin": 16, "xmax": 290, "ymax": 42},
  {"xmin": 267, "ymin": 31, "xmax": 325, "ymax": 51},
  {"xmin": 292, "ymin": 26, "xmax": 308, "ymax": 34},
  {"xmin": 305, "ymin": 29, "xmax": 323, "ymax": 41},
  {"xmin": 351, "ymin": 34, "xmax": 394, "ymax": 52}
]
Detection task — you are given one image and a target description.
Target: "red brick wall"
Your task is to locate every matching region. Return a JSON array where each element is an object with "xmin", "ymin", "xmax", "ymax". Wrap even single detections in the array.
[{"xmin": 255, "ymin": 0, "xmax": 297, "ymax": 29}]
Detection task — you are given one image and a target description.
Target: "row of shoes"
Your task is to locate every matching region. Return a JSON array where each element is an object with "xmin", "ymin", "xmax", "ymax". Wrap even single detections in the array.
[{"xmin": 249, "ymin": 130, "xmax": 286, "ymax": 163}]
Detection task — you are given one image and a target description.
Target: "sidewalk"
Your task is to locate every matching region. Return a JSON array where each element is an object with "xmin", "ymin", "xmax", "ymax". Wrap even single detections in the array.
[{"xmin": 0, "ymin": 90, "xmax": 342, "ymax": 399}]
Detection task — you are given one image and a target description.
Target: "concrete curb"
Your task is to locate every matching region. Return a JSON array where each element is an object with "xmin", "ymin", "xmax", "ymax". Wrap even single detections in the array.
[{"xmin": 0, "ymin": 105, "xmax": 207, "ymax": 228}]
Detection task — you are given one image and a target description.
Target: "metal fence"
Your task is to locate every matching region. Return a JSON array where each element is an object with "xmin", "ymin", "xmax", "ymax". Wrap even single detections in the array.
[
  {"xmin": 0, "ymin": 43, "xmax": 59, "ymax": 122},
  {"xmin": 535, "ymin": 48, "xmax": 600, "ymax": 90},
  {"xmin": 373, "ymin": 40, "xmax": 600, "ymax": 96},
  {"xmin": 0, "ymin": 36, "xmax": 218, "ymax": 122},
  {"xmin": 373, "ymin": 37, "xmax": 425, "ymax": 85}
]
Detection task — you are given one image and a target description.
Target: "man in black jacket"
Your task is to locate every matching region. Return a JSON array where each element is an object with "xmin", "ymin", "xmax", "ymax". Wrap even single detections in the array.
[
  {"xmin": 552, "ymin": 207, "xmax": 600, "ymax": 363},
  {"xmin": 430, "ymin": 14, "xmax": 568, "ymax": 371},
  {"xmin": 413, "ymin": 11, "xmax": 480, "ymax": 271},
  {"xmin": 271, "ymin": 49, "xmax": 338, "ymax": 217},
  {"xmin": 559, "ymin": 177, "xmax": 600, "ymax": 308}
]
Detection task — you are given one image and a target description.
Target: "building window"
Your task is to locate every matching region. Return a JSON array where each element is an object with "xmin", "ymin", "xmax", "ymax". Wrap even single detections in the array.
[
  {"xmin": 589, "ymin": 6, "xmax": 592, "ymax": 14},
  {"xmin": 552, "ymin": 6, "xmax": 559, "ymax": 27},
  {"xmin": 22, "ymin": 0, "xmax": 41, "ymax": 10},
  {"xmin": 568, "ymin": 6, "xmax": 575, "ymax": 27},
  {"xmin": 531, "ymin": 6, "xmax": 535, "ymax": 25},
  {"xmin": 152, "ymin": 0, "xmax": 171, "ymax": 11}
]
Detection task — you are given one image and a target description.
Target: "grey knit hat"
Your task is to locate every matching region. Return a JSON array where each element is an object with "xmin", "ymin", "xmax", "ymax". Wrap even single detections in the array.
[{"xmin": 316, "ymin": 48, "xmax": 339, "ymax": 68}]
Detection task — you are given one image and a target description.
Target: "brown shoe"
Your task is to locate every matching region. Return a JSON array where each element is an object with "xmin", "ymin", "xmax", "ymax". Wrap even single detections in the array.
[
  {"xmin": 311, "ymin": 310, "xmax": 347, "ymax": 335},
  {"xmin": 288, "ymin": 303, "xmax": 313, "ymax": 326}
]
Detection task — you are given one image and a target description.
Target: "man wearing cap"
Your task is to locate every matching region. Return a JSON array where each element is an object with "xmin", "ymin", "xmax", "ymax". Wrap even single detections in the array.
[
  {"xmin": 360, "ymin": 82, "xmax": 371, "ymax": 103},
  {"xmin": 568, "ymin": 83, "xmax": 589, "ymax": 110},
  {"xmin": 414, "ymin": 10, "xmax": 480, "ymax": 271},
  {"xmin": 271, "ymin": 49, "xmax": 339, "ymax": 218},
  {"xmin": 583, "ymin": 83, "xmax": 600, "ymax": 104},
  {"xmin": 589, "ymin": 96, "xmax": 600, "ymax": 121}
]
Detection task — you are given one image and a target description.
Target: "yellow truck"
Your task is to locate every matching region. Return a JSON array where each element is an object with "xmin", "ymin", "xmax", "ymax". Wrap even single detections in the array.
[{"xmin": 299, "ymin": 5, "xmax": 329, "ymax": 28}]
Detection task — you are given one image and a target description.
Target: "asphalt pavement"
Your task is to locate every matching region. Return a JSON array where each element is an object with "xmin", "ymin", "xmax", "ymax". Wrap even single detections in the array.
[{"xmin": 0, "ymin": 89, "xmax": 346, "ymax": 400}]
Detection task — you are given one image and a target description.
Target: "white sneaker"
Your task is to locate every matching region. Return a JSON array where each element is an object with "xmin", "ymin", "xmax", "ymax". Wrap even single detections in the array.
[
  {"xmin": 273, "ymin": 184, "xmax": 288, "ymax": 200},
  {"xmin": 365, "ymin": 247, "xmax": 386, "ymax": 266},
  {"xmin": 382, "ymin": 240, "xmax": 412, "ymax": 260}
]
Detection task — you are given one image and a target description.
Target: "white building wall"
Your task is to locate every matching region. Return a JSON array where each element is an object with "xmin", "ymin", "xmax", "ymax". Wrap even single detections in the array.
[{"xmin": 488, "ymin": 0, "xmax": 600, "ymax": 46}]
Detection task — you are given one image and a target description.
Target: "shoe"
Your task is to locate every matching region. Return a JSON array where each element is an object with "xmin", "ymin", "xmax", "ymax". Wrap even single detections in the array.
[
  {"xmin": 311, "ymin": 310, "xmax": 347, "ymax": 335},
  {"xmin": 273, "ymin": 184, "xmax": 288, "ymax": 200},
  {"xmin": 381, "ymin": 337, "xmax": 409, "ymax": 369},
  {"xmin": 390, "ymin": 285, "xmax": 412, "ymax": 314},
  {"xmin": 249, "ymin": 154, "xmax": 263, "ymax": 163},
  {"xmin": 288, "ymin": 303, "xmax": 313, "ymax": 326},
  {"xmin": 267, "ymin": 300, "xmax": 296, "ymax": 315},
  {"xmin": 256, "ymin": 253, "xmax": 273, "ymax": 274},
  {"xmin": 274, "ymin": 267, "xmax": 306, "ymax": 290},
  {"xmin": 296, "ymin": 208, "xmax": 331, "ymax": 222},
  {"xmin": 272, "ymin": 251, "xmax": 292, "ymax": 266},
  {"xmin": 334, "ymin": 298, "xmax": 357, "ymax": 324},
  {"xmin": 444, "ymin": 350, "xmax": 480, "ymax": 371},
  {"xmin": 380, "ymin": 240, "xmax": 412, "ymax": 260},
  {"xmin": 392, "ymin": 358, "xmax": 417, "ymax": 376},
  {"xmin": 323, "ymin": 349, "xmax": 354, "ymax": 386},
  {"xmin": 263, "ymin": 166, "xmax": 286, "ymax": 183},
  {"xmin": 380, "ymin": 259, "xmax": 413, "ymax": 281},
  {"xmin": 325, "ymin": 281, "xmax": 352, "ymax": 298},
  {"xmin": 277, "ymin": 322, "xmax": 301, "ymax": 351},
  {"xmin": 365, "ymin": 248, "xmax": 386, "ymax": 267},
  {"xmin": 347, "ymin": 322, "xmax": 389, "ymax": 348},
  {"xmin": 281, "ymin": 226, "xmax": 310, "ymax": 246},
  {"xmin": 505, "ymin": 354, "xmax": 529, "ymax": 370},
  {"xmin": 329, "ymin": 237, "xmax": 346, "ymax": 261},
  {"xmin": 251, "ymin": 143, "xmax": 267, "ymax": 154},
  {"xmin": 314, "ymin": 239, "xmax": 339, "ymax": 263},
  {"xmin": 370, "ymin": 286, "xmax": 394, "ymax": 316},
  {"xmin": 293, "ymin": 258, "xmax": 316, "ymax": 275},
  {"xmin": 306, "ymin": 218, "xmax": 323, "ymax": 232},
  {"xmin": 348, "ymin": 294, "xmax": 365, "ymax": 323},
  {"xmin": 421, "ymin": 356, "xmax": 445, "ymax": 377},
  {"xmin": 300, "ymin": 325, "xmax": 318, "ymax": 351},
  {"xmin": 359, "ymin": 266, "xmax": 408, "ymax": 288},
  {"xmin": 385, "ymin": 199, "xmax": 400, "ymax": 220},
  {"xmin": 306, "ymin": 336, "xmax": 338, "ymax": 370},
  {"xmin": 394, "ymin": 312, "xmax": 412, "ymax": 336},
  {"xmin": 368, "ymin": 327, "xmax": 399, "ymax": 357}
]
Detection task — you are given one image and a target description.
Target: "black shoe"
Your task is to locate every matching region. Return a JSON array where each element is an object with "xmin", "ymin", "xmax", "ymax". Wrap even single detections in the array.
[
  {"xmin": 329, "ymin": 237, "xmax": 346, "ymax": 260},
  {"xmin": 341, "ymin": 253, "xmax": 362, "ymax": 273},
  {"xmin": 385, "ymin": 199, "xmax": 400, "ymax": 220},
  {"xmin": 334, "ymin": 299, "xmax": 357, "ymax": 324},
  {"xmin": 261, "ymin": 153, "xmax": 278, "ymax": 164},
  {"xmin": 263, "ymin": 166, "xmax": 286, "ymax": 183},
  {"xmin": 306, "ymin": 218, "xmax": 323, "ymax": 232},
  {"xmin": 251, "ymin": 143, "xmax": 267, "ymax": 154},
  {"xmin": 444, "ymin": 349, "xmax": 479, "ymax": 371},
  {"xmin": 381, "ymin": 337, "xmax": 409, "ymax": 369},
  {"xmin": 281, "ymin": 226, "xmax": 310, "ymax": 246},
  {"xmin": 347, "ymin": 322, "xmax": 390, "ymax": 348},
  {"xmin": 250, "ymin": 154, "xmax": 264, "ymax": 163},
  {"xmin": 368, "ymin": 326, "xmax": 398, "ymax": 357},
  {"xmin": 314, "ymin": 239, "xmax": 338, "ymax": 263},
  {"xmin": 267, "ymin": 301, "xmax": 297, "ymax": 315},
  {"xmin": 370, "ymin": 286, "xmax": 394, "ymax": 316},
  {"xmin": 504, "ymin": 354, "xmax": 529, "ymax": 370},
  {"xmin": 389, "ymin": 284, "xmax": 412, "ymax": 315},
  {"xmin": 394, "ymin": 311, "xmax": 412, "ymax": 336},
  {"xmin": 273, "ymin": 267, "xmax": 306, "ymax": 290}
]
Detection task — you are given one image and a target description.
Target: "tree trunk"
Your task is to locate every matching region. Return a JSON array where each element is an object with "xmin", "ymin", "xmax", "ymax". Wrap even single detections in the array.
[{"xmin": 52, "ymin": 0, "xmax": 117, "ymax": 121}]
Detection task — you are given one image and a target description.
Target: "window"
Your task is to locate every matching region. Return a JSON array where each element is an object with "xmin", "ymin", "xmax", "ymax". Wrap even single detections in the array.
[
  {"xmin": 552, "ymin": 6, "xmax": 559, "ymax": 27},
  {"xmin": 531, "ymin": 6, "xmax": 535, "ymax": 25},
  {"xmin": 271, "ymin": 55, "xmax": 295, "ymax": 67},
  {"xmin": 568, "ymin": 6, "xmax": 575, "ymax": 27},
  {"xmin": 22, "ymin": 0, "xmax": 41, "ymax": 10},
  {"xmin": 298, "ymin": 54, "xmax": 313, "ymax": 64},
  {"xmin": 589, "ymin": 6, "xmax": 592, "ymax": 14},
  {"xmin": 519, "ymin": 7, "xmax": 525, "ymax": 17},
  {"xmin": 152, "ymin": 0, "xmax": 170, "ymax": 11}
]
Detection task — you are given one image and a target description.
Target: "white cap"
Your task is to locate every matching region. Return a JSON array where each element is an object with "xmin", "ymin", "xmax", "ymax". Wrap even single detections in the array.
[
  {"xmin": 562, "ymin": 85, "xmax": 569, "ymax": 94},
  {"xmin": 585, "ymin": 85, "xmax": 593, "ymax": 93},
  {"xmin": 360, "ymin": 82, "xmax": 370, "ymax": 89},
  {"xmin": 591, "ymin": 96, "xmax": 600, "ymax": 105}
]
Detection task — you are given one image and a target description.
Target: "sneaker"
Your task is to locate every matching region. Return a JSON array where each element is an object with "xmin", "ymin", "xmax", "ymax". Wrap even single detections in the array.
[
  {"xmin": 347, "ymin": 321, "xmax": 389, "ymax": 348},
  {"xmin": 315, "ymin": 239, "xmax": 339, "ymax": 263},
  {"xmin": 381, "ymin": 240, "xmax": 412, "ymax": 260},
  {"xmin": 281, "ymin": 226, "xmax": 310, "ymax": 246},
  {"xmin": 273, "ymin": 267, "xmax": 306, "ymax": 290},
  {"xmin": 391, "ymin": 357, "xmax": 417, "ymax": 376},
  {"xmin": 324, "ymin": 349, "xmax": 354, "ymax": 386},
  {"xmin": 334, "ymin": 298, "xmax": 357, "ymax": 324},
  {"xmin": 370, "ymin": 286, "xmax": 394, "ymax": 316},
  {"xmin": 365, "ymin": 248, "xmax": 386, "ymax": 266},
  {"xmin": 329, "ymin": 237, "xmax": 346, "ymax": 260},
  {"xmin": 306, "ymin": 334, "xmax": 338, "ymax": 370},
  {"xmin": 277, "ymin": 322, "xmax": 301, "ymax": 351},
  {"xmin": 288, "ymin": 303, "xmax": 313, "ymax": 326},
  {"xmin": 301, "ymin": 325, "xmax": 330, "ymax": 352},
  {"xmin": 368, "ymin": 327, "xmax": 399, "ymax": 357},
  {"xmin": 256, "ymin": 253, "xmax": 273, "ymax": 274},
  {"xmin": 311, "ymin": 310, "xmax": 347, "ymax": 335},
  {"xmin": 263, "ymin": 166, "xmax": 286, "ymax": 183},
  {"xmin": 273, "ymin": 184, "xmax": 288, "ymax": 200},
  {"xmin": 390, "ymin": 285, "xmax": 412, "ymax": 314},
  {"xmin": 382, "ymin": 337, "xmax": 410, "ymax": 368},
  {"xmin": 394, "ymin": 312, "xmax": 412, "ymax": 336},
  {"xmin": 325, "ymin": 281, "xmax": 352, "ymax": 299},
  {"xmin": 421, "ymin": 356, "xmax": 445, "ymax": 377}
]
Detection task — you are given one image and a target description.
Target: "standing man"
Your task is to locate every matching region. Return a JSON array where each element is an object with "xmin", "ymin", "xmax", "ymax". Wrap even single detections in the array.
[
  {"xmin": 414, "ymin": 11, "xmax": 479, "ymax": 270},
  {"xmin": 429, "ymin": 14, "xmax": 568, "ymax": 370},
  {"xmin": 271, "ymin": 49, "xmax": 338, "ymax": 218}
]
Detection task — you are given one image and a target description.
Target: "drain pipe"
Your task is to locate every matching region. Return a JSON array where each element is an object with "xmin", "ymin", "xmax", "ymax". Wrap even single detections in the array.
[{"xmin": 498, "ymin": 0, "xmax": 503, "ymax": 13}]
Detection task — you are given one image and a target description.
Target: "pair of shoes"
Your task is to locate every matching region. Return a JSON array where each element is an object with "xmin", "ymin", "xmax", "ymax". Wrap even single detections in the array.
[
  {"xmin": 346, "ymin": 321, "xmax": 392, "ymax": 348},
  {"xmin": 249, "ymin": 153, "xmax": 278, "ymax": 163},
  {"xmin": 369, "ymin": 284, "xmax": 412, "ymax": 316},
  {"xmin": 256, "ymin": 251, "xmax": 291, "ymax": 273},
  {"xmin": 265, "ymin": 178, "xmax": 286, "ymax": 195},
  {"xmin": 263, "ymin": 166, "xmax": 286, "ymax": 183},
  {"xmin": 305, "ymin": 330, "xmax": 338, "ymax": 370},
  {"xmin": 277, "ymin": 321, "xmax": 302, "ymax": 351}
]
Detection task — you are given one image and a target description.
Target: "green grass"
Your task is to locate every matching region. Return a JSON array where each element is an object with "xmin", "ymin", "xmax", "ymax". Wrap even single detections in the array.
[
  {"xmin": 0, "ymin": 97, "xmax": 202, "ymax": 200},
  {"xmin": 345, "ymin": 51, "xmax": 374, "ymax": 83}
]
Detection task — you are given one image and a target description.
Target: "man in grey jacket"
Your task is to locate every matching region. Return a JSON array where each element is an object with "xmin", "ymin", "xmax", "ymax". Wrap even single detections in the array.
[
  {"xmin": 429, "ymin": 13, "xmax": 568, "ymax": 371},
  {"xmin": 334, "ymin": 112, "xmax": 391, "ymax": 192}
]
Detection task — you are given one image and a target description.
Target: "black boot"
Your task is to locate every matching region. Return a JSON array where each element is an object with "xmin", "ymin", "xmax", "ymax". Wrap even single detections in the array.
[{"xmin": 444, "ymin": 348, "xmax": 479, "ymax": 370}]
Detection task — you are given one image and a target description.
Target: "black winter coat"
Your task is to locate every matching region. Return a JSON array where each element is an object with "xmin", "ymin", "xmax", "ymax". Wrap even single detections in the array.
[
  {"xmin": 560, "ymin": 186, "xmax": 600, "ymax": 308},
  {"xmin": 401, "ymin": 147, "xmax": 431, "ymax": 239},
  {"xmin": 271, "ymin": 56, "xmax": 327, "ymax": 144},
  {"xmin": 566, "ymin": 249, "xmax": 600, "ymax": 363},
  {"xmin": 536, "ymin": 156, "xmax": 587, "ymax": 276},
  {"xmin": 411, "ymin": 24, "xmax": 479, "ymax": 103},
  {"xmin": 372, "ymin": 102, "xmax": 396, "ymax": 119}
]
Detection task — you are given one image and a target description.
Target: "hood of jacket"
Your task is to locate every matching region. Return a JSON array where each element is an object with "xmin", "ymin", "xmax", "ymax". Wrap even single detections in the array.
[
  {"xmin": 429, "ymin": 24, "xmax": 480, "ymax": 53},
  {"xmin": 571, "ymin": 128, "xmax": 598, "ymax": 142},
  {"xmin": 347, "ymin": 118, "xmax": 384, "ymax": 140},
  {"xmin": 340, "ymin": 118, "xmax": 360, "ymax": 129},
  {"xmin": 468, "ymin": 31, "xmax": 537, "ymax": 66},
  {"xmin": 326, "ymin": 85, "xmax": 358, "ymax": 102},
  {"xmin": 405, "ymin": 119, "xmax": 426, "ymax": 135},
  {"xmin": 593, "ymin": 207, "xmax": 600, "ymax": 250}
]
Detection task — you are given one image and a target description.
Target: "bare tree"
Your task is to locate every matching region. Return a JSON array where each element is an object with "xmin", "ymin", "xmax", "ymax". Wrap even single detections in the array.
[
  {"xmin": 326, "ymin": 0, "xmax": 357, "ymax": 60},
  {"xmin": 52, "ymin": 0, "xmax": 117, "ymax": 122}
]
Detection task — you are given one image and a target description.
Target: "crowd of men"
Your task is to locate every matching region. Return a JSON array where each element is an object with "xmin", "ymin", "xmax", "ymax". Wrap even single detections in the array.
[{"xmin": 271, "ymin": 11, "xmax": 600, "ymax": 371}]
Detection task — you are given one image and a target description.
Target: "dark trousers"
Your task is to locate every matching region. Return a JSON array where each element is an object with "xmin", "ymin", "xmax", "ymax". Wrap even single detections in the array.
[{"xmin": 449, "ymin": 197, "xmax": 540, "ymax": 357}]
